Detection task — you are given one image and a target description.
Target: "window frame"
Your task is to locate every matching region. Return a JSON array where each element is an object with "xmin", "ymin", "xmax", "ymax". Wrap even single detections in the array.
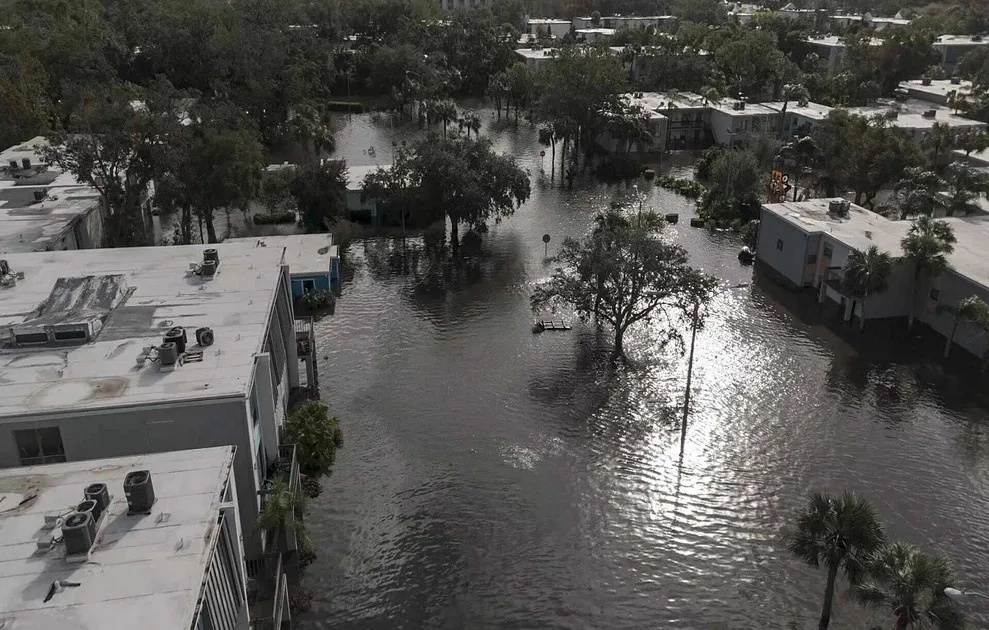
[{"xmin": 14, "ymin": 427, "xmax": 66, "ymax": 466}]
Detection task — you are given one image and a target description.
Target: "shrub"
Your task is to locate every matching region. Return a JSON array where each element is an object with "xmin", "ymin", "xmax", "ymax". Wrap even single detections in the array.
[
  {"xmin": 253, "ymin": 211, "xmax": 297, "ymax": 225},
  {"xmin": 284, "ymin": 401, "xmax": 342, "ymax": 476},
  {"xmin": 302, "ymin": 289, "xmax": 335, "ymax": 311}
]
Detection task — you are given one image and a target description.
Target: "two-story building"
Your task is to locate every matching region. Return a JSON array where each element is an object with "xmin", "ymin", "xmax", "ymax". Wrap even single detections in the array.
[
  {"xmin": 757, "ymin": 198, "xmax": 989, "ymax": 360},
  {"xmin": 527, "ymin": 18, "xmax": 570, "ymax": 39},
  {"xmin": 0, "ymin": 240, "xmax": 317, "ymax": 559},
  {"xmin": 0, "ymin": 447, "xmax": 273, "ymax": 630},
  {"xmin": 708, "ymin": 100, "xmax": 780, "ymax": 146},
  {"xmin": 0, "ymin": 138, "xmax": 105, "ymax": 255},
  {"xmin": 933, "ymin": 35, "xmax": 989, "ymax": 74}
]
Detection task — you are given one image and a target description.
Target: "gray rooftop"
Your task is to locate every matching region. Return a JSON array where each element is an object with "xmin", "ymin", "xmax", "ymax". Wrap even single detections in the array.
[
  {"xmin": 0, "ymin": 138, "xmax": 102, "ymax": 255},
  {"xmin": 0, "ymin": 241, "xmax": 290, "ymax": 417},
  {"xmin": 934, "ymin": 35, "xmax": 989, "ymax": 47},
  {"xmin": 227, "ymin": 233, "xmax": 336, "ymax": 276},
  {"xmin": 845, "ymin": 98, "xmax": 987, "ymax": 131},
  {"xmin": 763, "ymin": 199, "xmax": 989, "ymax": 291},
  {"xmin": 0, "ymin": 447, "xmax": 235, "ymax": 630}
]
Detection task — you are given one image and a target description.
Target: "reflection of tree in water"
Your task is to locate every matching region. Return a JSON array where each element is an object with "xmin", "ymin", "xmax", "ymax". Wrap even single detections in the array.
[{"xmin": 824, "ymin": 353, "xmax": 871, "ymax": 406}]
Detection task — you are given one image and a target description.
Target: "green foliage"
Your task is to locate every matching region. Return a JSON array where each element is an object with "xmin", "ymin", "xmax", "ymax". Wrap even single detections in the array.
[
  {"xmin": 943, "ymin": 163, "xmax": 989, "ymax": 217},
  {"xmin": 256, "ymin": 478, "xmax": 311, "ymax": 552},
  {"xmin": 699, "ymin": 149, "xmax": 764, "ymax": 228},
  {"xmin": 902, "ymin": 216, "xmax": 956, "ymax": 329},
  {"xmin": 531, "ymin": 208, "xmax": 717, "ymax": 357},
  {"xmin": 284, "ymin": 401, "xmax": 343, "ymax": 477},
  {"xmin": 302, "ymin": 289, "xmax": 336, "ymax": 311},
  {"xmin": 843, "ymin": 246, "xmax": 894, "ymax": 299},
  {"xmin": 290, "ymin": 160, "xmax": 349, "ymax": 232},
  {"xmin": 787, "ymin": 491, "xmax": 886, "ymax": 630},
  {"xmin": 658, "ymin": 177, "xmax": 705, "ymax": 199},
  {"xmin": 362, "ymin": 135, "xmax": 530, "ymax": 254},
  {"xmin": 894, "ymin": 167, "xmax": 947, "ymax": 219},
  {"xmin": 854, "ymin": 542, "xmax": 964, "ymax": 630},
  {"xmin": 943, "ymin": 294, "xmax": 989, "ymax": 359}
]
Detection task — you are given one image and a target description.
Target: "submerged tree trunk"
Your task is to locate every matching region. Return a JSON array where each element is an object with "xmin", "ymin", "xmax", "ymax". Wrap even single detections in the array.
[
  {"xmin": 449, "ymin": 213, "xmax": 459, "ymax": 258},
  {"xmin": 819, "ymin": 563, "xmax": 839, "ymax": 630},
  {"xmin": 613, "ymin": 326, "xmax": 624, "ymax": 358},
  {"xmin": 204, "ymin": 209, "xmax": 218, "ymax": 244}
]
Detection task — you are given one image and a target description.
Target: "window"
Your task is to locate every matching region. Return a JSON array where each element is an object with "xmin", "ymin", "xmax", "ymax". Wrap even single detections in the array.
[
  {"xmin": 929, "ymin": 288, "xmax": 940, "ymax": 301},
  {"xmin": 14, "ymin": 332, "xmax": 48, "ymax": 345},
  {"xmin": 53, "ymin": 329, "xmax": 87, "ymax": 343},
  {"xmin": 14, "ymin": 428, "xmax": 66, "ymax": 465},
  {"xmin": 301, "ymin": 279, "xmax": 316, "ymax": 294},
  {"xmin": 823, "ymin": 245, "xmax": 833, "ymax": 258},
  {"xmin": 807, "ymin": 253, "xmax": 818, "ymax": 264},
  {"xmin": 776, "ymin": 239, "xmax": 784, "ymax": 251}
]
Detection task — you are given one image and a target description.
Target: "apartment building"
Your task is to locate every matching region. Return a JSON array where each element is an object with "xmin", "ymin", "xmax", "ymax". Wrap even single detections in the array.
[
  {"xmin": 933, "ymin": 35, "xmax": 989, "ymax": 74},
  {"xmin": 0, "ymin": 447, "xmax": 263, "ymax": 630},
  {"xmin": 527, "ymin": 18, "xmax": 570, "ymax": 39},
  {"xmin": 0, "ymin": 240, "xmax": 317, "ymax": 558},
  {"xmin": 757, "ymin": 199, "xmax": 989, "ymax": 360}
]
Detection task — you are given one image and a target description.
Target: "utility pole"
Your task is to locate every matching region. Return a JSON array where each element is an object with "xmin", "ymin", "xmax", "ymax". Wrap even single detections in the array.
[{"xmin": 681, "ymin": 299, "xmax": 700, "ymax": 449}]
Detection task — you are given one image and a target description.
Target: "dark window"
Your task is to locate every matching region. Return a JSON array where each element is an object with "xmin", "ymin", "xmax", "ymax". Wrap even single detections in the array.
[
  {"xmin": 807, "ymin": 253, "xmax": 818, "ymax": 264},
  {"xmin": 823, "ymin": 245, "xmax": 833, "ymax": 258},
  {"xmin": 929, "ymin": 288, "xmax": 940, "ymax": 301},
  {"xmin": 776, "ymin": 239, "xmax": 784, "ymax": 251},
  {"xmin": 53, "ymin": 329, "xmax": 87, "ymax": 342},
  {"xmin": 14, "ymin": 428, "xmax": 66, "ymax": 465},
  {"xmin": 301, "ymin": 279, "xmax": 316, "ymax": 293},
  {"xmin": 14, "ymin": 332, "xmax": 48, "ymax": 345}
]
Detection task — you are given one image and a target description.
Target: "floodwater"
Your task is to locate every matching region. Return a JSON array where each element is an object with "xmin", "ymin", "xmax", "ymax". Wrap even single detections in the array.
[{"xmin": 299, "ymin": 111, "xmax": 989, "ymax": 629}]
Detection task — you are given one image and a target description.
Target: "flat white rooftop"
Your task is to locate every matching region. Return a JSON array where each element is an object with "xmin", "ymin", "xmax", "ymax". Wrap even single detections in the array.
[
  {"xmin": 515, "ymin": 47, "xmax": 560, "ymax": 60},
  {"xmin": 227, "ymin": 233, "xmax": 335, "ymax": 276},
  {"xmin": 575, "ymin": 28, "xmax": 616, "ymax": 35},
  {"xmin": 762, "ymin": 101, "xmax": 834, "ymax": 121},
  {"xmin": 899, "ymin": 78, "xmax": 973, "ymax": 101},
  {"xmin": 0, "ymin": 241, "xmax": 290, "ymax": 417},
  {"xmin": 845, "ymin": 98, "xmax": 987, "ymax": 131},
  {"xmin": 0, "ymin": 446, "xmax": 235, "ymax": 630},
  {"xmin": 805, "ymin": 35, "xmax": 883, "ymax": 48},
  {"xmin": 345, "ymin": 163, "xmax": 391, "ymax": 191},
  {"xmin": 0, "ymin": 138, "xmax": 102, "ymax": 255},
  {"xmin": 763, "ymin": 199, "xmax": 989, "ymax": 291},
  {"xmin": 528, "ymin": 18, "xmax": 569, "ymax": 24},
  {"xmin": 708, "ymin": 101, "xmax": 778, "ymax": 117},
  {"xmin": 934, "ymin": 35, "xmax": 989, "ymax": 47}
]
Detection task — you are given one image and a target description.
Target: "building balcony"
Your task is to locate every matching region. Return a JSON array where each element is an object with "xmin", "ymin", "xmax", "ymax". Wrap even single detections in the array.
[
  {"xmin": 294, "ymin": 317, "xmax": 314, "ymax": 357},
  {"xmin": 823, "ymin": 266, "xmax": 846, "ymax": 293},
  {"xmin": 248, "ymin": 546, "xmax": 291, "ymax": 630}
]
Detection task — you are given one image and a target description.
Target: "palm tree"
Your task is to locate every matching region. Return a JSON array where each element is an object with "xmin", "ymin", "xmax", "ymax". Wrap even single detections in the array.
[
  {"xmin": 777, "ymin": 83, "xmax": 811, "ymax": 140},
  {"xmin": 459, "ymin": 112, "xmax": 482, "ymax": 139},
  {"xmin": 943, "ymin": 162, "xmax": 989, "ymax": 216},
  {"xmin": 956, "ymin": 128, "xmax": 989, "ymax": 159},
  {"xmin": 434, "ymin": 100, "xmax": 459, "ymax": 139},
  {"xmin": 894, "ymin": 167, "xmax": 947, "ymax": 219},
  {"xmin": 788, "ymin": 491, "xmax": 886, "ymax": 630},
  {"xmin": 854, "ymin": 542, "xmax": 963, "ymax": 630},
  {"xmin": 843, "ymin": 246, "xmax": 894, "ymax": 331},
  {"xmin": 283, "ymin": 401, "xmax": 343, "ymax": 476},
  {"xmin": 923, "ymin": 121, "xmax": 955, "ymax": 170},
  {"xmin": 901, "ymin": 216, "xmax": 956, "ymax": 330},
  {"xmin": 942, "ymin": 295, "xmax": 989, "ymax": 357}
]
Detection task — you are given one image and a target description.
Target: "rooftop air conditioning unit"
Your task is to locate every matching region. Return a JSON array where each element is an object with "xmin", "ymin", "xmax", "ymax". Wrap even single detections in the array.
[
  {"xmin": 124, "ymin": 470, "xmax": 155, "ymax": 513},
  {"xmin": 828, "ymin": 200, "xmax": 843, "ymax": 214},
  {"xmin": 76, "ymin": 500, "xmax": 102, "ymax": 530},
  {"xmin": 62, "ymin": 512, "xmax": 95, "ymax": 556},
  {"xmin": 922, "ymin": 77, "xmax": 932, "ymax": 86},
  {"xmin": 195, "ymin": 326, "xmax": 214, "ymax": 347},
  {"xmin": 84, "ymin": 483, "xmax": 110, "ymax": 519},
  {"xmin": 33, "ymin": 189, "xmax": 46, "ymax": 202},
  {"xmin": 839, "ymin": 200, "xmax": 851, "ymax": 216},
  {"xmin": 163, "ymin": 327, "xmax": 187, "ymax": 354},
  {"xmin": 158, "ymin": 342, "xmax": 178, "ymax": 370},
  {"xmin": 21, "ymin": 158, "xmax": 31, "ymax": 170},
  {"xmin": 950, "ymin": 76, "xmax": 962, "ymax": 85},
  {"xmin": 973, "ymin": 35, "xmax": 983, "ymax": 43},
  {"xmin": 923, "ymin": 109, "xmax": 937, "ymax": 118}
]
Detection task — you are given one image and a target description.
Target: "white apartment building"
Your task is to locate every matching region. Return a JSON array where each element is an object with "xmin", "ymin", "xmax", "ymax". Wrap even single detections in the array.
[
  {"xmin": 899, "ymin": 78, "xmax": 973, "ymax": 106},
  {"xmin": 933, "ymin": 35, "xmax": 989, "ymax": 74},
  {"xmin": 0, "ymin": 138, "xmax": 105, "ymax": 255},
  {"xmin": 708, "ymin": 100, "xmax": 780, "ymax": 146},
  {"xmin": 804, "ymin": 35, "xmax": 883, "ymax": 76},
  {"xmin": 0, "ymin": 447, "xmax": 262, "ymax": 630},
  {"xmin": 527, "ymin": 18, "xmax": 570, "ymax": 39},
  {"xmin": 0, "ymin": 240, "xmax": 317, "ymax": 558}
]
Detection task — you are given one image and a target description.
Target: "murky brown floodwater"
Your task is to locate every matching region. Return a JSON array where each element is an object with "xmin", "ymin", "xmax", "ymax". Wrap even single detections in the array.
[{"xmin": 299, "ymin": 111, "xmax": 989, "ymax": 629}]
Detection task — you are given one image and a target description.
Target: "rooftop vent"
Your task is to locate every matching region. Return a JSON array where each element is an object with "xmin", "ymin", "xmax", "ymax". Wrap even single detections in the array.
[
  {"xmin": 922, "ymin": 77, "xmax": 932, "ymax": 86},
  {"xmin": 33, "ymin": 189, "xmax": 46, "ymax": 202},
  {"xmin": 62, "ymin": 512, "xmax": 95, "ymax": 556},
  {"xmin": 733, "ymin": 101, "xmax": 746, "ymax": 111},
  {"xmin": 22, "ymin": 158, "xmax": 31, "ymax": 170},
  {"xmin": 7, "ymin": 160, "xmax": 17, "ymax": 171},
  {"xmin": 950, "ymin": 76, "xmax": 961, "ymax": 85},
  {"xmin": 828, "ymin": 199, "xmax": 850, "ymax": 217},
  {"xmin": 124, "ymin": 470, "xmax": 155, "ymax": 513},
  {"xmin": 163, "ymin": 327, "xmax": 187, "ymax": 354},
  {"xmin": 923, "ymin": 109, "xmax": 937, "ymax": 118},
  {"xmin": 973, "ymin": 35, "xmax": 983, "ymax": 42}
]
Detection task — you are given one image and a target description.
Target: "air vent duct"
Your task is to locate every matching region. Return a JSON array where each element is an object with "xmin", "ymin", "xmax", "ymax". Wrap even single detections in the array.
[
  {"xmin": 124, "ymin": 470, "xmax": 155, "ymax": 513},
  {"xmin": 203, "ymin": 248, "xmax": 219, "ymax": 267},
  {"xmin": 21, "ymin": 158, "xmax": 31, "ymax": 169},
  {"xmin": 62, "ymin": 512, "xmax": 94, "ymax": 555},
  {"xmin": 163, "ymin": 327, "xmax": 187, "ymax": 354},
  {"xmin": 201, "ymin": 259, "xmax": 217, "ymax": 277},
  {"xmin": 84, "ymin": 483, "xmax": 110, "ymax": 517},
  {"xmin": 7, "ymin": 160, "xmax": 17, "ymax": 170},
  {"xmin": 195, "ymin": 327, "xmax": 214, "ymax": 347}
]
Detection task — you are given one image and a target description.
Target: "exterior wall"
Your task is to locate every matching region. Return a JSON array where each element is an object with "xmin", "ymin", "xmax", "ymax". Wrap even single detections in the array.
[
  {"xmin": 0, "ymin": 398, "xmax": 267, "ymax": 557},
  {"xmin": 710, "ymin": 109, "xmax": 779, "ymax": 146},
  {"xmin": 780, "ymin": 112, "xmax": 822, "ymax": 140},
  {"xmin": 596, "ymin": 117, "xmax": 668, "ymax": 154},
  {"xmin": 924, "ymin": 269, "xmax": 989, "ymax": 359},
  {"xmin": 665, "ymin": 108, "xmax": 709, "ymax": 150},
  {"xmin": 756, "ymin": 210, "xmax": 810, "ymax": 288},
  {"xmin": 528, "ymin": 21, "xmax": 570, "ymax": 38},
  {"xmin": 861, "ymin": 261, "xmax": 913, "ymax": 319}
]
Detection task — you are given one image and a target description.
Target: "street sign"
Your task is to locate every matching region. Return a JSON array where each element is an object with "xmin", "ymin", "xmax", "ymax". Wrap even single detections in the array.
[
  {"xmin": 540, "ymin": 150, "xmax": 546, "ymax": 157},
  {"xmin": 542, "ymin": 233, "xmax": 551, "ymax": 257},
  {"xmin": 781, "ymin": 174, "xmax": 789, "ymax": 184}
]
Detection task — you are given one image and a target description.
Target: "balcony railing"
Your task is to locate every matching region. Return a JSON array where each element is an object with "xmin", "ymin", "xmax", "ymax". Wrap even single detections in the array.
[
  {"xmin": 248, "ymin": 540, "xmax": 289, "ymax": 630},
  {"xmin": 279, "ymin": 443, "xmax": 301, "ymax": 498},
  {"xmin": 294, "ymin": 317, "xmax": 314, "ymax": 357},
  {"xmin": 824, "ymin": 266, "xmax": 845, "ymax": 293}
]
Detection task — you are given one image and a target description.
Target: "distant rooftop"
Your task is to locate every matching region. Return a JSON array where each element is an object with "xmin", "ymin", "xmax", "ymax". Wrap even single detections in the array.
[
  {"xmin": 0, "ymin": 447, "xmax": 235, "ymax": 630},
  {"xmin": 623, "ymin": 91, "xmax": 710, "ymax": 112},
  {"xmin": 763, "ymin": 199, "xmax": 989, "ymax": 291},
  {"xmin": 0, "ymin": 241, "xmax": 291, "ymax": 417},
  {"xmin": 515, "ymin": 47, "xmax": 560, "ymax": 60},
  {"xmin": 527, "ymin": 18, "xmax": 570, "ymax": 24},
  {"xmin": 345, "ymin": 163, "xmax": 391, "ymax": 191},
  {"xmin": 805, "ymin": 35, "xmax": 883, "ymax": 48},
  {"xmin": 845, "ymin": 97, "xmax": 986, "ymax": 131},
  {"xmin": 575, "ymin": 28, "xmax": 616, "ymax": 35},
  {"xmin": 934, "ymin": 35, "xmax": 989, "ymax": 47},
  {"xmin": 708, "ymin": 100, "xmax": 778, "ymax": 117},
  {"xmin": 899, "ymin": 78, "xmax": 973, "ymax": 100},
  {"xmin": 0, "ymin": 138, "xmax": 102, "ymax": 255},
  {"xmin": 762, "ymin": 101, "xmax": 834, "ymax": 121}
]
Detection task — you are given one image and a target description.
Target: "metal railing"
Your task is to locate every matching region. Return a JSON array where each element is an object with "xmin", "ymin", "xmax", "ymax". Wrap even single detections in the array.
[
  {"xmin": 249, "ymin": 544, "xmax": 287, "ymax": 630},
  {"xmin": 279, "ymin": 443, "xmax": 301, "ymax": 496}
]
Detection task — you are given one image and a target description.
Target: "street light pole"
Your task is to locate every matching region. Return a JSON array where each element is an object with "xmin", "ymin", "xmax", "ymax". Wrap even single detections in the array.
[{"xmin": 681, "ymin": 299, "xmax": 700, "ymax": 449}]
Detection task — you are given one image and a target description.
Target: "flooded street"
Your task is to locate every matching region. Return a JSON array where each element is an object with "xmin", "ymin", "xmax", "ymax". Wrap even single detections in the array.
[{"xmin": 299, "ymin": 111, "xmax": 989, "ymax": 629}]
